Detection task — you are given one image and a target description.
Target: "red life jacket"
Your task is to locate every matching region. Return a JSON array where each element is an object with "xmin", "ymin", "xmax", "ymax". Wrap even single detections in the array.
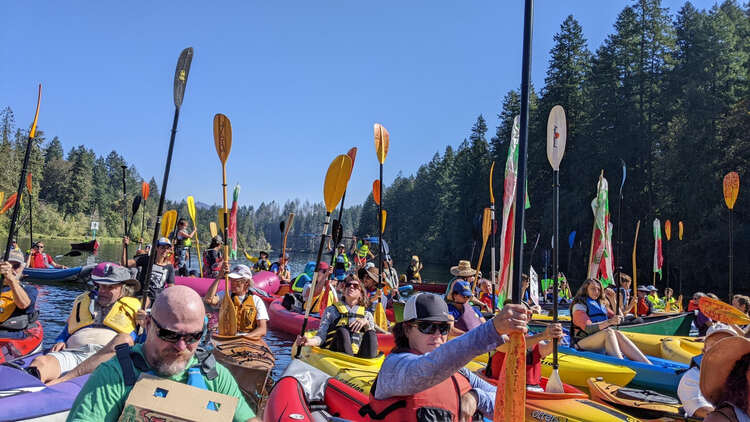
[
  {"xmin": 488, "ymin": 343, "xmax": 541, "ymax": 387},
  {"xmin": 30, "ymin": 252, "xmax": 51, "ymax": 269},
  {"xmin": 637, "ymin": 297, "xmax": 650, "ymax": 315},
  {"xmin": 360, "ymin": 349, "xmax": 473, "ymax": 422},
  {"xmin": 687, "ymin": 299, "xmax": 699, "ymax": 312}
]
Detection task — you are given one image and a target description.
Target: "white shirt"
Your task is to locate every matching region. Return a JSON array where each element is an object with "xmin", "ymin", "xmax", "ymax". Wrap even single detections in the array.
[
  {"xmin": 215, "ymin": 291, "xmax": 269, "ymax": 321},
  {"xmin": 677, "ymin": 366, "xmax": 712, "ymax": 417}
]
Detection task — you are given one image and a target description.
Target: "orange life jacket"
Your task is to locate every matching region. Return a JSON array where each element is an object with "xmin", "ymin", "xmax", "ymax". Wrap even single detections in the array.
[{"xmin": 489, "ymin": 343, "xmax": 542, "ymax": 387}]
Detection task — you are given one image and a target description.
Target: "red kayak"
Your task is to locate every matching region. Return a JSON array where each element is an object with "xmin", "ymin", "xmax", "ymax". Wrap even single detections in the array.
[
  {"xmin": 0, "ymin": 320, "xmax": 43, "ymax": 364},
  {"xmin": 267, "ymin": 299, "xmax": 395, "ymax": 353}
]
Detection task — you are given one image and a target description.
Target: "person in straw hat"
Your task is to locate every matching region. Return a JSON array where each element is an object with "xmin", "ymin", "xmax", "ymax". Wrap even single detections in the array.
[{"xmin": 700, "ymin": 335, "xmax": 750, "ymax": 421}]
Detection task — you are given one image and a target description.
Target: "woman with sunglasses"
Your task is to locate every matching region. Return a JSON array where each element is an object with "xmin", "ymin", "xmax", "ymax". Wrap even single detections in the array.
[
  {"xmin": 295, "ymin": 275, "xmax": 378, "ymax": 358},
  {"xmin": 0, "ymin": 249, "xmax": 37, "ymax": 335},
  {"xmin": 361, "ymin": 293, "xmax": 528, "ymax": 421}
]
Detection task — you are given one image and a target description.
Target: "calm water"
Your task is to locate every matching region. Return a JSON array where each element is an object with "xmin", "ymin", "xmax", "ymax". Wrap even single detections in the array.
[{"xmin": 25, "ymin": 238, "xmax": 453, "ymax": 382}]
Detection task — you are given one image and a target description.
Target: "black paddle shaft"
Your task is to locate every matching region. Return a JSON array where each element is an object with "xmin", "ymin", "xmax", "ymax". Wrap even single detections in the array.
[
  {"xmin": 121, "ymin": 165, "xmax": 129, "ymax": 258},
  {"xmin": 4, "ymin": 134, "xmax": 35, "ymax": 261},
  {"xmin": 296, "ymin": 213, "xmax": 330, "ymax": 358}
]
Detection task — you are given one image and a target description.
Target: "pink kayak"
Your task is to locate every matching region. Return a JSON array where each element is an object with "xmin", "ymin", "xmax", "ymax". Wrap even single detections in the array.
[{"xmin": 175, "ymin": 271, "xmax": 280, "ymax": 296}]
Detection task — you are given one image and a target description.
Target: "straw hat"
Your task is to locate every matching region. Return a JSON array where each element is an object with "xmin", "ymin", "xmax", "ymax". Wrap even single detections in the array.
[
  {"xmin": 700, "ymin": 336, "xmax": 750, "ymax": 405},
  {"xmin": 450, "ymin": 260, "xmax": 476, "ymax": 277}
]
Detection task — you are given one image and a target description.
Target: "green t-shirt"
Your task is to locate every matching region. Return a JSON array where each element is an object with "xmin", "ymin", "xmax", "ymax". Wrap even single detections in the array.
[{"xmin": 66, "ymin": 344, "xmax": 255, "ymax": 422}]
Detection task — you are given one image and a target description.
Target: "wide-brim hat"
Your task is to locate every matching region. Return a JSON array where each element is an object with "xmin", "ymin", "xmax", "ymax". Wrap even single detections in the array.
[
  {"xmin": 450, "ymin": 260, "xmax": 476, "ymax": 277},
  {"xmin": 637, "ymin": 285, "xmax": 650, "ymax": 292},
  {"xmin": 365, "ymin": 267, "xmax": 379, "ymax": 281},
  {"xmin": 647, "ymin": 285, "xmax": 657, "ymax": 292},
  {"xmin": 700, "ymin": 336, "xmax": 750, "ymax": 405},
  {"xmin": 91, "ymin": 262, "xmax": 141, "ymax": 291}
]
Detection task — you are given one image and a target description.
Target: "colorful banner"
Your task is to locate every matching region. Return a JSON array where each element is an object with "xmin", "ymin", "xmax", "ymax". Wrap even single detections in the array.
[
  {"xmin": 587, "ymin": 174, "xmax": 614, "ymax": 286},
  {"xmin": 653, "ymin": 218, "xmax": 663, "ymax": 280},
  {"xmin": 498, "ymin": 116, "xmax": 520, "ymax": 304}
]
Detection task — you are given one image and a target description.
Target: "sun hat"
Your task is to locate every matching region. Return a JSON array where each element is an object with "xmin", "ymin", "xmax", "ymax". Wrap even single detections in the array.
[
  {"xmin": 365, "ymin": 266, "xmax": 380, "ymax": 281},
  {"xmin": 7, "ymin": 249, "xmax": 25, "ymax": 265},
  {"xmin": 91, "ymin": 262, "xmax": 140, "ymax": 291},
  {"xmin": 450, "ymin": 260, "xmax": 476, "ymax": 277},
  {"xmin": 157, "ymin": 237, "xmax": 171, "ymax": 246},
  {"xmin": 403, "ymin": 293, "xmax": 453, "ymax": 322},
  {"xmin": 700, "ymin": 336, "xmax": 750, "ymax": 405},
  {"xmin": 637, "ymin": 285, "xmax": 650, "ymax": 292},
  {"xmin": 411, "ymin": 255, "xmax": 419, "ymax": 262},
  {"xmin": 337, "ymin": 243, "xmax": 345, "ymax": 248},
  {"xmin": 227, "ymin": 264, "xmax": 253, "ymax": 280},
  {"xmin": 364, "ymin": 262, "xmax": 375, "ymax": 270},
  {"xmin": 452, "ymin": 280, "xmax": 473, "ymax": 298},
  {"xmin": 646, "ymin": 285, "xmax": 657, "ymax": 292},
  {"xmin": 705, "ymin": 322, "xmax": 737, "ymax": 340}
]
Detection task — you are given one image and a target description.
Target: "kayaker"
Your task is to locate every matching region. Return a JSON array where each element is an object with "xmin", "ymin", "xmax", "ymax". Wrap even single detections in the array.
[
  {"xmin": 485, "ymin": 322, "xmax": 564, "ymax": 391},
  {"xmin": 203, "ymin": 235, "xmax": 224, "ymax": 278},
  {"xmin": 333, "ymin": 253, "xmax": 348, "ymax": 283},
  {"xmin": 382, "ymin": 256, "xmax": 399, "ymax": 291},
  {"xmin": 275, "ymin": 256, "xmax": 292, "ymax": 283},
  {"xmin": 446, "ymin": 280, "xmax": 486, "ymax": 333},
  {"xmin": 333, "ymin": 243, "xmax": 351, "ymax": 271},
  {"xmin": 10, "ymin": 238, "xmax": 20, "ymax": 252},
  {"xmin": 352, "ymin": 236, "xmax": 374, "ymax": 268},
  {"xmin": 635, "ymin": 285, "xmax": 655, "ymax": 316},
  {"xmin": 251, "ymin": 251, "xmax": 271, "ymax": 272},
  {"xmin": 291, "ymin": 261, "xmax": 316, "ymax": 293},
  {"xmin": 174, "ymin": 218, "xmax": 196, "ymax": 275},
  {"xmin": 122, "ymin": 236, "xmax": 175, "ymax": 308},
  {"xmin": 66, "ymin": 285, "xmax": 258, "ymax": 422},
  {"xmin": 302, "ymin": 262, "xmax": 336, "ymax": 313},
  {"xmin": 663, "ymin": 287, "xmax": 677, "ymax": 311},
  {"xmin": 688, "ymin": 292, "xmax": 705, "ymax": 312},
  {"xmin": 27, "ymin": 262, "xmax": 141, "ymax": 383},
  {"xmin": 358, "ymin": 266, "xmax": 388, "ymax": 312},
  {"xmin": 0, "ymin": 249, "xmax": 38, "ymax": 336},
  {"xmin": 699, "ymin": 336, "xmax": 750, "ymax": 421},
  {"xmin": 26, "ymin": 241, "xmax": 67, "ymax": 269},
  {"xmin": 204, "ymin": 263, "xmax": 268, "ymax": 339},
  {"xmin": 646, "ymin": 285, "xmax": 663, "ymax": 309},
  {"xmin": 478, "ymin": 278, "xmax": 498, "ymax": 310},
  {"xmin": 295, "ymin": 275, "xmax": 378, "ymax": 358},
  {"xmin": 361, "ymin": 293, "xmax": 528, "ymax": 421},
  {"xmin": 732, "ymin": 295, "xmax": 750, "ymax": 316},
  {"xmin": 405, "ymin": 255, "xmax": 422, "ymax": 283},
  {"xmin": 677, "ymin": 323, "xmax": 738, "ymax": 418},
  {"xmin": 570, "ymin": 278, "xmax": 651, "ymax": 363}
]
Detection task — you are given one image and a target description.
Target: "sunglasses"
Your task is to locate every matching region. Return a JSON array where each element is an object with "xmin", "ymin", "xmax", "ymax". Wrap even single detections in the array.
[
  {"xmin": 10, "ymin": 262, "xmax": 21, "ymax": 270},
  {"xmin": 414, "ymin": 321, "xmax": 451, "ymax": 336},
  {"xmin": 345, "ymin": 282, "xmax": 360, "ymax": 289},
  {"xmin": 150, "ymin": 315, "xmax": 204, "ymax": 344}
]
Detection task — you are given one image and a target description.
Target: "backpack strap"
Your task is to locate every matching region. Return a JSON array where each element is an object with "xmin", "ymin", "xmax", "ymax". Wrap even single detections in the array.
[
  {"xmin": 194, "ymin": 347, "xmax": 218, "ymax": 380},
  {"xmin": 115, "ymin": 343, "xmax": 138, "ymax": 387}
]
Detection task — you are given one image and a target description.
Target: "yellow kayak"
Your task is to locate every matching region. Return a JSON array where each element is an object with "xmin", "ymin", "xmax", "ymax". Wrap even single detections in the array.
[
  {"xmin": 531, "ymin": 314, "xmax": 571, "ymax": 322},
  {"xmin": 620, "ymin": 331, "xmax": 703, "ymax": 364},
  {"xmin": 298, "ymin": 345, "xmax": 384, "ymax": 393}
]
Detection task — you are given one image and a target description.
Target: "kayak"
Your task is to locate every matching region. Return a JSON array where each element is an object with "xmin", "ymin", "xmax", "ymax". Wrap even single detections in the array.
[
  {"xmin": 22, "ymin": 266, "xmax": 82, "ymax": 282},
  {"xmin": 0, "ymin": 320, "xmax": 44, "ymax": 364},
  {"xmin": 298, "ymin": 345, "xmax": 385, "ymax": 393},
  {"xmin": 175, "ymin": 271, "xmax": 280, "ymax": 297},
  {"xmin": 211, "ymin": 336, "xmax": 275, "ymax": 411},
  {"xmin": 559, "ymin": 346, "xmax": 687, "ymax": 395},
  {"xmin": 588, "ymin": 377, "xmax": 690, "ymax": 421},
  {"xmin": 620, "ymin": 331, "xmax": 703, "ymax": 364},
  {"xmin": 69, "ymin": 239, "xmax": 98, "ymax": 252},
  {"xmin": 267, "ymin": 299, "xmax": 396, "ymax": 354},
  {"xmin": 619, "ymin": 313, "xmax": 694, "ymax": 336}
]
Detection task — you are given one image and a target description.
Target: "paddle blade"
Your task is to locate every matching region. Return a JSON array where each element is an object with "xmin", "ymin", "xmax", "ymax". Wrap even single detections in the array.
[
  {"xmin": 482, "ymin": 207, "xmax": 492, "ymax": 241},
  {"xmin": 210, "ymin": 222, "xmax": 218, "ymax": 238},
  {"xmin": 26, "ymin": 173, "xmax": 32, "ymax": 194},
  {"xmin": 0, "ymin": 193, "xmax": 18, "ymax": 215},
  {"xmin": 381, "ymin": 210, "xmax": 387, "ymax": 234},
  {"xmin": 665, "ymin": 220, "xmax": 671, "ymax": 241},
  {"xmin": 374, "ymin": 302, "xmax": 388, "ymax": 330},
  {"xmin": 285, "ymin": 213, "xmax": 295, "ymax": 234},
  {"xmin": 374, "ymin": 123, "xmax": 390, "ymax": 164},
  {"xmin": 173, "ymin": 47, "xmax": 194, "ymax": 109},
  {"xmin": 489, "ymin": 161, "xmax": 496, "ymax": 203},
  {"xmin": 346, "ymin": 147, "xmax": 358, "ymax": 178},
  {"xmin": 495, "ymin": 332, "xmax": 526, "ymax": 421},
  {"xmin": 568, "ymin": 231, "xmax": 576, "ymax": 249},
  {"xmin": 160, "ymin": 210, "xmax": 177, "ymax": 238},
  {"xmin": 213, "ymin": 113, "xmax": 233, "ymax": 165},
  {"xmin": 723, "ymin": 171, "xmax": 740, "ymax": 210},
  {"xmin": 218, "ymin": 288, "xmax": 238, "ymax": 336},
  {"xmin": 218, "ymin": 208, "xmax": 228, "ymax": 233},
  {"xmin": 372, "ymin": 180, "xmax": 381, "ymax": 206},
  {"xmin": 0, "ymin": 193, "xmax": 4, "ymax": 212},
  {"xmin": 546, "ymin": 105, "xmax": 567, "ymax": 171},
  {"xmin": 29, "ymin": 84, "xmax": 41, "ymax": 139},
  {"xmin": 545, "ymin": 369, "xmax": 564, "ymax": 393},
  {"xmin": 678, "ymin": 221, "xmax": 684, "ymax": 240},
  {"xmin": 141, "ymin": 181, "xmax": 150, "ymax": 201},
  {"xmin": 699, "ymin": 296, "xmax": 750, "ymax": 325},
  {"xmin": 323, "ymin": 154, "xmax": 353, "ymax": 213},
  {"xmin": 186, "ymin": 196, "xmax": 196, "ymax": 223},
  {"xmin": 131, "ymin": 195, "xmax": 141, "ymax": 216}
]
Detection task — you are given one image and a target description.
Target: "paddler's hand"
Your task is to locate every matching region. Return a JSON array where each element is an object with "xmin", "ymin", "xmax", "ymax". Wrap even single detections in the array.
[
  {"xmin": 349, "ymin": 318, "xmax": 367, "ymax": 333},
  {"xmin": 543, "ymin": 323, "xmax": 564, "ymax": 341},
  {"xmin": 0, "ymin": 262, "xmax": 18, "ymax": 283},
  {"xmin": 122, "ymin": 236, "xmax": 130, "ymax": 246},
  {"xmin": 491, "ymin": 303, "xmax": 528, "ymax": 335},
  {"xmin": 218, "ymin": 261, "xmax": 230, "ymax": 279},
  {"xmin": 294, "ymin": 335, "xmax": 308, "ymax": 346},
  {"xmin": 135, "ymin": 309, "xmax": 148, "ymax": 326},
  {"xmin": 607, "ymin": 315, "xmax": 623, "ymax": 327},
  {"xmin": 459, "ymin": 391, "xmax": 479, "ymax": 422},
  {"xmin": 51, "ymin": 341, "xmax": 66, "ymax": 352}
]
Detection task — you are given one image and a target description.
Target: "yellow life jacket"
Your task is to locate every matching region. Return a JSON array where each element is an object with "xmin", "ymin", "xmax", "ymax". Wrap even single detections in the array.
[
  {"xmin": 0, "ymin": 289, "xmax": 18, "ymax": 323},
  {"xmin": 309, "ymin": 289, "xmax": 337, "ymax": 314},
  {"xmin": 232, "ymin": 293, "xmax": 258, "ymax": 332},
  {"xmin": 357, "ymin": 243, "xmax": 370, "ymax": 258},
  {"xmin": 67, "ymin": 292, "xmax": 140, "ymax": 335},
  {"xmin": 324, "ymin": 302, "xmax": 366, "ymax": 354}
]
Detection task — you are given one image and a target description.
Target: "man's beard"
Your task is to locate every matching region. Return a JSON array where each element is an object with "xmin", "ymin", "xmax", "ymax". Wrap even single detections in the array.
[{"xmin": 150, "ymin": 349, "xmax": 194, "ymax": 376}]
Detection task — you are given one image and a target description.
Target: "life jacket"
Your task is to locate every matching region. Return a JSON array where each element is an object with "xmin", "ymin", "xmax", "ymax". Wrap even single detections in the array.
[
  {"xmin": 324, "ymin": 302, "xmax": 365, "ymax": 354},
  {"xmin": 360, "ymin": 349, "xmax": 473, "ymax": 422},
  {"xmin": 67, "ymin": 292, "xmax": 140, "ymax": 335},
  {"xmin": 334, "ymin": 253, "xmax": 350, "ymax": 270},
  {"xmin": 253, "ymin": 259, "xmax": 271, "ymax": 272},
  {"xmin": 647, "ymin": 293, "xmax": 662, "ymax": 308},
  {"xmin": 292, "ymin": 262, "xmax": 317, "ymax": 293},
  {"xmin": 572, "ymin": 298, "xmax": 608, "ymax": 341},
  {"xmin": 663, "ymin": 297, "xmax": 676, "ymax": 311},
  {"xmin": 309, "ymin": 288, "xmax": 337, "ymax": 314},
  {"xmin": 488, "ymin": 343, "xmax": 542, "ymax": 387},
  {"xmin": 356, "ymin": 242, "xmax": 370, "ymax": 258},
  {"xmin": 687, "ymin": 299, "xmax": 700, "ymax": 312},
  {"xmin": 203, "ymin": 249, "xmax": 222, "ymax": 278},
  {"xmin": 30, "ymin": 252, "xmax": 52, "ymax": 269},
  {"xmin": 231, "ymin": 293, "xmax": 257, "ymax": 333},
  {"xmin": 0, "ymin": 288, "xmax": 17, "ymax": 323},
  {"xmin": 637, "ymin": 297, "xmax": 651, "ymax": 316},
  {"xmin": 452, "ymin": 303, "xmax": 482, "ymax": 332}
]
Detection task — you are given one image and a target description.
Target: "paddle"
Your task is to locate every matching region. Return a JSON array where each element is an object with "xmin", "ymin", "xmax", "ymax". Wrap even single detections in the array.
[
  {"xmin": 615, "ymin": 159, "xmax": 626, "ymax": 314},
  {"xmin": 128, "ymin": 196, "xmax": 142, "ymax": 237},
  {"xmin": 330, "ymin": 147, "xmax": 357, "ymax": 265},
  {"xmin": 26, "ymin": 173, "xmax": 33, "ymax": 250},
  {"xmin": 664, "ymin": 219, "xmax": 671, "ymax": 293},
  {"xmin": 160, "ymin": 210, "xmax": 177, "ymax": 238},
  {"xmin": 632, "ymin": 221, "xmax": 641, "ymax": 317},
  {"xmin": 140, "ymin": 47, "xmax": 193, "ymax": 308},
  {"xmin": 372, "ymin": 180, "xmax": 381, "ymax": 206},
  {"xmin": 472, "ymin": 208, "xmax": 492, "ymax": 292},
  {"xmin": 678, "ymin": 221, "xmax": 684, "ymax": 297},
  {"xmin": 295, "ymin": 154, "xmax": 353, "ymax": 358},
  {"xmin": 489, "ymin": 161, "xmax": 498, "ymax": 313},
  {"xmin": 723, "ymin": 171, "xmax": 739, "ymax": 301},
  {"xmin": 187, "ymin": 196, "xmax": 202, "ymax": 276},
  {"xmin": 281, "ymin": 213, "xmax": 295, "ymax": 266},
  {"xmin": 139, "ymin": 181, "xmax": 150, "ymax": 247},
  {"xmin": 210, "ymin": 222, "xmax": 218, "ymax": 239},
  {"xmin": 699, "ymin": 296, "xmax": 750, "ymax": 325},
  {"xmin": 5, "ymin": 85, "xmax": 41, "ymax": 261},
  {"xmin": 0, "ymin": 193, "xmax": 17, "ymax": 216},
  {"xmin": 374, "ymin": 123, "xmax": 389, "ymax": 328},
  {"xmin": 545, "ymin": 104, "xmax": 567, "ymax": 394},
  {"xmin": 214, "ymin": 113, "xmax": 238, "ymax": 337}
]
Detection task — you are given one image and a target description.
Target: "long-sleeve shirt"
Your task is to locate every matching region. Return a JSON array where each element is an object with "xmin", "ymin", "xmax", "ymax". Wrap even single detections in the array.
[
  {"xmin": 314, "ymin": 303, "xmax": 375, "ymax": 344},
  {"xmin": 373, "ymin": 320, "xmax": 506, "ymax": 418}
]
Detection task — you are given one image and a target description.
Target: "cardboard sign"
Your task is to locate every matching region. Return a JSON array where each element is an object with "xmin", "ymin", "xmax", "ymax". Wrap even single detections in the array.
[
  {"xmin": 529, "ymin": 266, "xmax": 539, "ymax": 306},
  {"xmin": 118, "ymin": 374, "xmax": 237, "ymax": 422}
]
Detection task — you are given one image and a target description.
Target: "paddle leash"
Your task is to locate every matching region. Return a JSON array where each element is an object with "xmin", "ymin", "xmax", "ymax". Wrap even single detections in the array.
[
  {"xmin": 723, "ymin": 171, "xmax": 739, "ymax": 301},
  {"xmin": 141, "ymin": 47, "xmax": 193, "ymax": 308}
]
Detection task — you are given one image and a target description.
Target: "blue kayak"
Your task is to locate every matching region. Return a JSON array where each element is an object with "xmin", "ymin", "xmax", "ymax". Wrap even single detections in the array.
[
  {"xmin": 23, "ymin": 266, "xmax": 82, "ymax": 281},
  {"xmin": 559, "ymin": 346, "xmax": 687, "ymax": 395}
]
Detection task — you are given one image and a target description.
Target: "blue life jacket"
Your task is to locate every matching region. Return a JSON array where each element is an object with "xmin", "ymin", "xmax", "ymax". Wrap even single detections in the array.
[{"xmin": 585, "ymin": 298, "xmax": 608, "ymax": 323}]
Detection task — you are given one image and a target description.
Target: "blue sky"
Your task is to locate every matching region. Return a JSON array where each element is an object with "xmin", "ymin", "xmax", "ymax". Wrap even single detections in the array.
[{"xmin": 1, "ymin": 1, "xmax": 717, "ymax": 208}]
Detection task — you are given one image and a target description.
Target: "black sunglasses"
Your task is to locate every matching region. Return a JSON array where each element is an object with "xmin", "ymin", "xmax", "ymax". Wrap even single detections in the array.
[
  {"xmin": 10, "ymin": 262, "xmax": 21, "ymax": 270},
  {"xmin": 150, "ymin": 315, "xmax": 204, "ymax": 344},
  {"xmin": 345, "ymin": 282, "xmax": 360, "ymax": 289},
  {"xmin": 414, "ymin": 321, "xmax": 451, "ymax": 336}
]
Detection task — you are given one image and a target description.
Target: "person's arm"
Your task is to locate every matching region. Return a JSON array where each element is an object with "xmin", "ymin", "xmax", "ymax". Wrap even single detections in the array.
[
  {"xmin": 677, "ymin": 368, "xmax": 714, "ymax": 418},
  {"xmin": 165, "ymin": 265, "xmax": 175, "ymax": 286},
  {"xmin": 297, "ymin": 306, "xmax": 335, "ymax": 347},
  {"xmin": 204, "ymin": 277, "xmax": 224, "ymax": 306},
  {"xmin": 66, "ymin": 361, "xmax": 129, "ymax": 422},
  {"xmin": 48, "ymin": 333, "xmax": 135, "ymax": 386},
  {"xmin": 459, "ymin": 368, "xmax": 496, "ymax": 419},
  {"xmin": 0, "ymin": 263, "xmax": 32, "ymax": 309},
  {"xmin": 572, "ymin": 305, "xmax": 620, "ymax": 334},
  {"xmin": 244, "ymin": 319, "xmax": 267, "ymax": 339}
]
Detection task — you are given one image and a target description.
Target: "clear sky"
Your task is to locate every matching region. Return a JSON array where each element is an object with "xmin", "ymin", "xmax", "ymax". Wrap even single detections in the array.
[{"xmin": 1, "ymin": 1, "xmax": 718, "ymax": 208}]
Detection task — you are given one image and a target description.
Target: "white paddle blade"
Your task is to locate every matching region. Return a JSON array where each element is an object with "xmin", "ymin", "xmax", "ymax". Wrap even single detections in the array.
[
  {"xmin": 545, "ymin": 369, "xmax": 565, "ymax": 393},
  {"xmin": 546, "ymin": 105, "xmax": 567, "ymax": 170}
]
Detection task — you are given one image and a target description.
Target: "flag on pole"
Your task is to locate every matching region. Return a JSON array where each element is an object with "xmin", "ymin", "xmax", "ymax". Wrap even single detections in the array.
[
  {"xmin": 228, "ymin": 184, "xmax": 240, "ymax": 259},
  {"xmin": 587, "ymin": 173, "xmax": 614, "ymax": 286},
  {"xmin": 498, "ymin": 116, "xmax": 520, "ymax": 304},
  {"xmin": 653, "ymin": 218, "xmax": 663, "ymax": 280}
]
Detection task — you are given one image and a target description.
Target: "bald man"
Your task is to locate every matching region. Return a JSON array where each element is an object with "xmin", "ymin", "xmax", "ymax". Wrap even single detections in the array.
[{"xmin": 67, "ymin": 286, "xmax": 257, "ymax": 422}]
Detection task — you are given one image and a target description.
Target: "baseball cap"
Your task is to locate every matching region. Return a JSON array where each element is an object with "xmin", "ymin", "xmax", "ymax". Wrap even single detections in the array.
[
  {"xmin": 452, "ymin": 280, "xmax": 473, "ymax": 297},
  {"xmin": 91, "ymin": 262, "xmax": 140, "ymax": 290},
  {"xmin": 364, "ymin": 262, "xmax": 375, "ymax": 270},
  {"xmin": 227, "ymin": 264, "xmax": 253, "ymax": 280},
  {"xmin": 7, "ymin": 249, "xmax": 25, "ymax": 265},
  {"xmin": 157, "ymin": 237, "xmax": 171, "ymax": 246},
  {"xmin": 403, "ymin": 293, "xmax": 453, "ymax": 322},
  {"xmin": 317, "ymin": 262, "xmax": 330, "ymax": 271},
  {"xmin": 647, "ymin": 285, "xmax": 657, "ymax": 292},
  {"xmin": 637, "ymin": 285, "xmax": 650, "ymax": 292}
]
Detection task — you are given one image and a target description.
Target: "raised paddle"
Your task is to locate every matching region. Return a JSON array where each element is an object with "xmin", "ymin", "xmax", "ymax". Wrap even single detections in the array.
[
  {"xmin": 678, "ymin": 221, "xmax": 684, "ymax": 297},
  {"xmin": 187, "ymin": 196, "xmax": 202, "ymax": 276},
  {"xmin": 281, "ymin": 213, "xmax": 295, "ymax": 266},
  {"xmin": 471, "ymin": 207, "xmax": 492, "ymax": 292},
  {"xmin": 139, "ymin": 181, "xmax": 150, "ymax": 247},
  {"xmin": 615, "ymin": 159, "xmax": 627, "ymax": 314},
  {"xmin": 210, "ymin": 221, "xmax": 218, "ymax": 239},
  {"xmin": 545, "ymin": 104, "xmax": 567, "ymax": 394},
  {"xmin": 140, "ymin": 47, "xmax": 193, "ymax": 308},
  {"xmin": 331, "ymin": 147, "xmax": 357, "ymax": 261},
  {"xmin": 127, "ymin": 196, "xmax": 142, "ymax": 245},
  {"xmin": 699, "ymin": 296, "xmax": 750, "ymax": 325},
  {"xmin": 489, "ymin": 161, "xmax": 498, "ymax": 313},
  {"xmin": 374, "ymin": 123, "xmax": 390, "ymax": 328},
  {"xmin": 664, "ymin": 219, "xmax": 671, "ymax": 291},
  {"xmin": 632, "ymin": 220, "xmax": 641, "ymax": 317},
  {"xmin": 5, "ymin": 85, "xmax": 41, "ymax": 261},
  {"xmin": 295, "ymin": 154, "xmax": 353, "ymax": 358},
  {"xmin": 160, "ymin": 210, "xmax": 177, "ymax": 238},
  {"xmin": 26, "ymin": 173, "xmax": 33, "ymax": 250},
  {"xmin": 214, "ymin": 113, "xmax": 237, "ymax": 337},
  {"xmin": 723, "ymin": 171, "xmax": 739, "ymax": 301}
]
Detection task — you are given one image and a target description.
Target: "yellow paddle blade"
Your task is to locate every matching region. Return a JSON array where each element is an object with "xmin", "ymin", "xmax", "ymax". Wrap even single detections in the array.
[
  {"xmin": 323, "ymin": 154, "xmax": 353, "ymax": 213},
  {"xmin": 285, "ymin": 213, "xmax": 295, "ymax": 236},
  {"xmin": 346, "ymin": 147, "xmax": 358, "ymax": 178},
  {"xmin": 381, "ymin": 210, "xmax": 387, "ymax": 234},
  {"xmin": 495, "ymin": 332, "xmax": 526, "ymax": 421},
  {"xmin": 29, "ymin": 84, "xmax": 41, "ymax": 139},
  {"xmin": 187, "ymin": 196, "xmax": 197, "ymax": 223},
  {"xmin": 218, "ymin": 208, "xmax": 228, "ymax": 233},
  {"xmin": 374, "ymin": 123, "xmax": 390, "ymax": 164},
  {"xmin": 699, "ymin": 296, "xmax": 750, "ymax": 325},
  {"xmin": 678, "ymin": 221, "xmax": 684, "ymax": 240},
  {"xmin": 724, "ymin": 171, "xmax": 740, "ymax": 210},
  {"xmin": 219, "ymin": 289, "xmax": 238, "ymax": 336},
  {"xmin": 372, "ymin": 180, "xmax": 381, "ymax": 206},
  {"xmin": 160, "ymin": 210, "xmax": 177, "ymax": 237},
  {"xmin": 213, "ymin": 113, "xmax": 233, "ymax": 165},
  {"xmin": 489, "ymin": 161, "xmax": 496, "ymax": 203},
  {"xmin": 482, "ymin": 207, "xmax": 492, "ymax": 241},
  {"xmin": 209, "ymin": 221, "xmax": 218, "ymax": 238},
  {"xmin": 0, "ymin": 192, "xmax": 5, "ymax": 212},
  {"xmin": 665, "ymin": 219, "xmax": 672, "ymax": 241},
  {"xmin": 374, "ymin": 302, "xmax": 388, "ymax": 330}
]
